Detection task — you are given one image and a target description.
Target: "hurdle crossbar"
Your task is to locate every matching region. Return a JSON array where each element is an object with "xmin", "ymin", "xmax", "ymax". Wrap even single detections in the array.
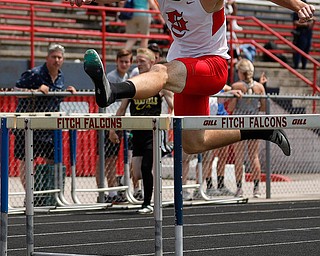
[
  {"xmin": 8, "ymin": 114, "xmax": 171, "ymax": 130},
  {"xmin": 179, "ymin": 114, "xmax": 320, "ymax": 130}
]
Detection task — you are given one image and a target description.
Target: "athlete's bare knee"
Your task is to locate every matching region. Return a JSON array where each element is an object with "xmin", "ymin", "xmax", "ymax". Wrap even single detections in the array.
[
  {"xmin": 182, "ymin": 132, "xmax": 206, "ymax": 154},
  {"xmin": 150, "ymin": 64, "xmax": 168, "ymax": 83},
  {"xmin": 182, "ymin": 141, "xmax": 203, "ymax": 154}
]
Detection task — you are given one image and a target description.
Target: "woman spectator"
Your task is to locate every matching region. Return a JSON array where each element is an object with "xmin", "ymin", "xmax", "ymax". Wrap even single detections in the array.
[{"xmin": 228, "ymin": 59, "xmax": 266, "ymax": 198}]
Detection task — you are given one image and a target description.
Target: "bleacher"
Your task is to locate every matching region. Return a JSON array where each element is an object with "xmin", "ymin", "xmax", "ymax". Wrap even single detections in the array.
[
  {"xmin": 1, "ymin": 1, "xmax": 319, "ymax": 60},
  {"xmin": 232, "ymin": 1, "xmax": 320, "ymax": 94},
  {"xmin": 0, "ymin": 0, "xmax": 319, "ymax": 93},
  {"xmin": 0, "ymin": 0, "xmax": 171, "ymax": 61},
  {"xmin": 236, "ymin": 1, "xmax": 320, "ymax": 57}
]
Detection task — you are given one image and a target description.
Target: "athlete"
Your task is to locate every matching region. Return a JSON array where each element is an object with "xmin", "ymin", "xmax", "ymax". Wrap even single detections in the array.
[{"xmin": 66, "ymin": 0, "xmax": 315, "ymax": 156}]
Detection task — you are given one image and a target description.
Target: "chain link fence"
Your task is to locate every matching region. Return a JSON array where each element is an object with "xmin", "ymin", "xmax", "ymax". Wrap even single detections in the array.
[{"xmin": 1, "ymin": 92, "xmax": 319, "ymax": 210}]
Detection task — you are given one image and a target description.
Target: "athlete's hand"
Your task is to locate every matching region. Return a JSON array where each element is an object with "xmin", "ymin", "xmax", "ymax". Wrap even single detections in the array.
[{"xmin": 297, "ymin": 4, "xmax": 315, "ymax": 23}]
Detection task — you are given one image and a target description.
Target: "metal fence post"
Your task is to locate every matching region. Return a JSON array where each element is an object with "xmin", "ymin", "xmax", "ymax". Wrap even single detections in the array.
[
  {"xmin": 153, "ymin": 118, "xmax": 163, "ymax": 256},
  {"xmin": 1, "ymin": 118, "xmax": 9, "ymax": 256},
  {"xmin": 266, "ymin": 95, "xmax": 271, "ymax": 199}
]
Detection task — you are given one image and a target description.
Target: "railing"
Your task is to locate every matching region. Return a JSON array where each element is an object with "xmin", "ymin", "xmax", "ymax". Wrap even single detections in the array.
[
  {"xmin": 228, "ymin": 15, "xmax": 320, "ymax": 112},
  {"xmin": 0, "ymin": 0, "xmax": 172, "ymax": 67}
]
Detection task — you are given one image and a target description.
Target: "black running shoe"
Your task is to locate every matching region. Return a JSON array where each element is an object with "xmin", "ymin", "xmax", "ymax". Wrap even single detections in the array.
[
  {"xmin": 269, "ymin": 129, "xmax": 291, "ymax": 156},
  {"xmin": 84, "ymin": 49, "xmax": 115, "ymax": 108}
]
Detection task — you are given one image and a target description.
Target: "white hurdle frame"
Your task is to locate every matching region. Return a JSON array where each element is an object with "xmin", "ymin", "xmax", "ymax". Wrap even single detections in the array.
[
  {"xmin": 172, "ymin": 114, "xmax": 320, "ymax": 256},
  {"xmin": 7, "ymin": 114, "xmax": 170, "ymax": 256}
]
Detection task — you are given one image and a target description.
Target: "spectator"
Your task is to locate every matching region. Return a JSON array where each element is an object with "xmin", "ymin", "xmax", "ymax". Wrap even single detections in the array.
[
  {"xmin": 130, "ymin": 42, "xmax": 163, "ymax": 77},
  {"xmin": 225, "ymin": 0, "xmax": 243, "ymax": 31},
  {"xmin": 96, "ymin": 49, "xmax": 133, "ymax": 203},
  {"xmin": 292, "ymin": 0, "xmax": 314, "ymax": 69},
  {"xmin": 13, "ymin": 43, "xmax": 76, "ymax": 190},
  {"xmin": 129, "ymin": 43, "xmax": 165, "ymax": 201},
  {"xmin": 109, "ymin": 48, "xmax": 173, "ymax": 214},
  {"xmin": 122, "ymin": 0, "xmax": 163, "ymax": 50},
  {"xmin": 228, "ymin": 59, "xmax": 267, "ymax": 198}
]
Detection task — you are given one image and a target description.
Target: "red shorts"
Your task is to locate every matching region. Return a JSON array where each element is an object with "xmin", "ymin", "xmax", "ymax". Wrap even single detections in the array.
[{"xmin": 174, "ymin": 55, "xmax": 228, "ymax": 116}]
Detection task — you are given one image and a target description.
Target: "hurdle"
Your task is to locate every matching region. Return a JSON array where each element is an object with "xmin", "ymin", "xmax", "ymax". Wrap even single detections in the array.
[
  {"xmin": 172, "ymin": 114, "xmax": 320, "ymax": 255},
  {"xmin": 3, "ymin": 113, "xmax": 320, "ymax": 255},
  {"xmin": 6, "ymin": 114, "xmax": 170, "ymax": 256}
]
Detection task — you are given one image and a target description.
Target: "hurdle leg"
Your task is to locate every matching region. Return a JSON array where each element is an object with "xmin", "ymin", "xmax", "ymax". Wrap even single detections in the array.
[
  {"xmin": 69, "ymin": 130, "xmax": 81, "ymax": 204},
  {"xmin": 97, "ymin": 129, "xmax": 106, "ymax": 203},
  {"xmin": 25, "ymin": 118, "xmax": 35, "ymax": 255},
  {"xmin": 54, "ymin": 130, "xmax": 68, "ymax": 206},
  {"xmin": 173, "ymin": 118, "xmax": 183, "ymax": 256},
  {"xmin": 153, "ymin": 118, "xmax": 163, "ymax": 256}
]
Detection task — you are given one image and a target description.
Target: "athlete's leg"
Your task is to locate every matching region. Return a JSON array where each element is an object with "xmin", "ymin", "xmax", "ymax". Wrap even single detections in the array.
[
  {"xmin": 85, "ymin": 51, "xmax": 290, "ymax": 156},
  {"xmin": 183, "ymin": 129, "xmax": 241, "ymax": 154},
  {"xmin": 129, "ymin": 60, "xmax": 186, "ymax": 98},
  {"xmin": 84, "ymin": 49, "xmax": 186, "ymax": 107}
]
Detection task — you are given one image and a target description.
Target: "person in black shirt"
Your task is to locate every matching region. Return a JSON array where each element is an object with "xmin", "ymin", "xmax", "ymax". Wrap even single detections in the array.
[{"xmin": 109, "ymin": 48, "xmax": 173, "ymax": 214}]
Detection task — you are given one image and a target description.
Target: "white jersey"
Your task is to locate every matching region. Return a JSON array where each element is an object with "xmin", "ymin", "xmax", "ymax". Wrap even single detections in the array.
[{"xmin": 157, "ymin": 0, "xmax": 230, "ymax": 61}]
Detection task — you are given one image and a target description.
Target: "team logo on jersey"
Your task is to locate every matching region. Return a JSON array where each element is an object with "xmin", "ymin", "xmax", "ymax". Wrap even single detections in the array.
[{"xmin": 166, "ymin": 10, "xmax": 189, "ymax": 38}]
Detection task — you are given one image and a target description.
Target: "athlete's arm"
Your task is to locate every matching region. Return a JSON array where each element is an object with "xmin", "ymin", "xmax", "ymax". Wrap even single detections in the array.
[{"xmin": 269, "ymin": 0, "xmax": 315, "ymax": 23}]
